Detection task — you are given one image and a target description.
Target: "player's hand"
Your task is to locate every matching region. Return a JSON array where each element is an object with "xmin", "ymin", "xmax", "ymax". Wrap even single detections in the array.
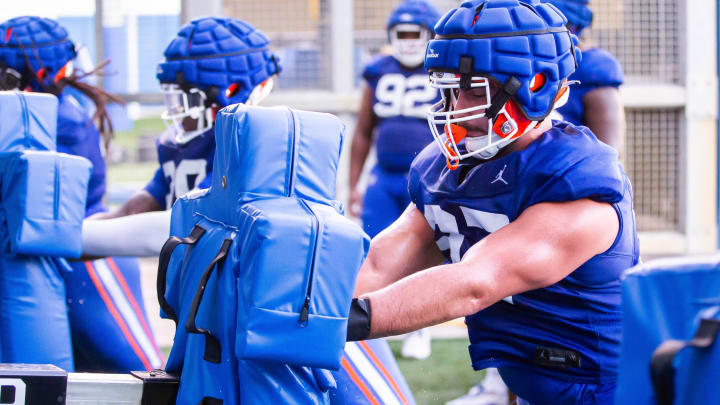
[{"xmin": 348, "ymin": 188, "xmax": 363, "ymax": 218}]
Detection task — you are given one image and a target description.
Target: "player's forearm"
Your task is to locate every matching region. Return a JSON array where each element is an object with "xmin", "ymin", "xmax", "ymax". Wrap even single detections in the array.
[
  {"xmin": 359, "ymin": 261, "xmax": 490, "ymax": 338},
  {"xmin": 91, "ymin": 190, "xmax": 163, "ymax": 220}
]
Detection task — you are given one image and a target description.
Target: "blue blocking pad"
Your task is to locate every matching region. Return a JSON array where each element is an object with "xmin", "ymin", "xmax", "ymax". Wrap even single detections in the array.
[
  {"xmin": 161, "ymin": 105, "xmax": 368, "ymax": 404},
  {"xmin": 0, "ymin": 151, "xmax": 91, "ymax": 257},
  {"xmin": 616, "ymin": 257, "xmax": 720, "ymax": 404},
  {"xmin": 0, "ymin": 91, "xmax": 57, "ymax": 152}
]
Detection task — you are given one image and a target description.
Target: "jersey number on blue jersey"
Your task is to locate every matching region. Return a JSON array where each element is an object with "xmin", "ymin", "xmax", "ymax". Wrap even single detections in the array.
[
  {"xmin": 162, "ymin": 159, "xmax": 207, "ymax": 207},
  {"xmin": 374, "ymin": 74, "xmax": 437, "ymax": 119},
  {"xmin": 423, "ymin": 204, "xmax": 509, "ymax": 263}
]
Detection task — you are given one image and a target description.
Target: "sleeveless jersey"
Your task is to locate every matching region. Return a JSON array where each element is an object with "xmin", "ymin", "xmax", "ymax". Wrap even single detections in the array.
[
  {"xmin": 557, "ymin": 48, "xmax": 623, "ymax": 126},
  {"xmin": 363, "ymin": 55, "xmax": 440, "ymax": 172},
  {"xmin": 144, "ymin": 128, "xmax": 215, "ymax": 210},
  {"xmin": 56, "ymin": 92, "xmax": 107, "ymax": 217},
  {"xmin": 408, "ymin": 122, "xmax": 639, "ymax": 383}
]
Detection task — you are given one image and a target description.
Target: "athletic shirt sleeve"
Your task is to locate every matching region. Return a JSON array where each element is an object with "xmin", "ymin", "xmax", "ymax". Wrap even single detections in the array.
[
  {"xmin": 144, "ymin": 166, "xmax": 169, "ymax": 209},
  {"xmin": 575, "ymin": 48, "xmax": 624, "ymax": 89},
  {"xmin": 361, "ymin": 55, "xmax": 387, "ymax": 89},
  {"xmin": 520, "ymin": 122, "xmax": 625, "ymax": 207}
]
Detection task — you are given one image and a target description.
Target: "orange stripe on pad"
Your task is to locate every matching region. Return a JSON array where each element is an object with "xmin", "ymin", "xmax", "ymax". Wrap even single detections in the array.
[
  {"xmin": 358, "ymin": 340, "xmax": 409, "ymax": 405},
  {"xmin": 106, "ymin": 257, "xmax": 163, "ymax": 362},
  {"xmin": 342, "ymin": 356, "xmax": 380, "ymax": 405},
  {"xmin": 84, "ymin": 261, "xmax": 152, "ymax": 371}
]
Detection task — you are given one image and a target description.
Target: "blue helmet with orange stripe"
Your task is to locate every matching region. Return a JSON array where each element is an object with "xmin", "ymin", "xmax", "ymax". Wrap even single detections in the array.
[
  {"xmin": 424, "ymin": 0, "xmax": 581, "ymax": 165},
  {"xmin": 157, "ymin": 16, "xmax": 281, "ymax": 143},
  {"xmin": 0, "ymin": 16, "xmax": 76, "ymax": 91}
]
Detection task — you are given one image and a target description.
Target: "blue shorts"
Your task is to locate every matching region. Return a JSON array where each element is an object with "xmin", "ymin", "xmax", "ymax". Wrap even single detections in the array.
[
  {"xmin": 498, "ymin": 366, "xmax": 616, "ymax": 405},
  {"xmin": 361, "ymin": 166, "xmax": 411, "ymax": 238}
]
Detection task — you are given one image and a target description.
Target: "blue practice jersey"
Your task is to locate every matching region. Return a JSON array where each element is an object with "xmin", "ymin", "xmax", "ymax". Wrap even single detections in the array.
[
  {"xmin": 557, "ymin": 48, "xmax": 623, "ymax": 126},
  {"xmin": 408, "ymin": 122, "xmax": 639, "ymax": 383},
  {"xmin": 144, "ymin": 128, "xmax": 215, "ymax": 210},
  {"xmin": 56, "ymin": 92, "xmax": 107, "ymax": 217},
  {"xmin": 363, "ymin": 55, "xmax": 440, "ymax": 172}
]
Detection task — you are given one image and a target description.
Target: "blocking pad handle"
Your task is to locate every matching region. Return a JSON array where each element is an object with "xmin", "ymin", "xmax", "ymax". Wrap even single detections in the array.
[
  {"xmin": 157, "ymin": 225, "xmax": 206, "ymax": 324},
  {"xmin": 650, "ymin": 318, "xmax": 720, "ymax": 405}
]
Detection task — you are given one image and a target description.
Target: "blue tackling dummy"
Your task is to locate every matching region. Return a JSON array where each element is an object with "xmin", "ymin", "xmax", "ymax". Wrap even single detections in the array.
[
  {"xmin": 0, "ymin": 16, "xmax": 161, "ymax": 372},
  {"xmin": 356, "ymin": 0, "xmax": 441, "ymax": 238},
  {"xmin": 161, "ymin": 105, "xmax": 369, "ymax": 404}
]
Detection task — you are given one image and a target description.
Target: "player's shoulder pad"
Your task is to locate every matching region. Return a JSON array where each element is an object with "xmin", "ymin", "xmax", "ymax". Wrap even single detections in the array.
[
  {"xmin": 575, "ymin": 48, "xmax": 624, "ymax": 88},
  {"xmin": 519, "ymin": 121, "xmax": 625, "ymax": 205},
  {"xmin": 362, "ymin": 54, "xmax": 397, "ymax": 83}
]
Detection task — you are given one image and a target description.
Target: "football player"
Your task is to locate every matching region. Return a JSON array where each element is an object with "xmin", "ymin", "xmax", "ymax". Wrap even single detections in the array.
[
  {"xmin": 545, "ymin": 0, "xmax": 625, "ymax": 152},
  {"xmin": 346, "ymin": 1, "xmax": 639, "ymax": 404},
  {"xmin": 0, "ymin": 16, "xmax": 162, "ymax": 372},
  {"xmin": 349, "ymin": 0, "xmax": 441, "ymax": 361},
  {"xmin": 449, "ymin": 1, "xmax": 626, "ymax": 402}
]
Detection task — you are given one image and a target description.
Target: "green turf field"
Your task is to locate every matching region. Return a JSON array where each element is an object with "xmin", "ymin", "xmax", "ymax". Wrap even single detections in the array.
[{"xmin": 388, "ymin": 339, "xmax": 480, "ymax": 405}]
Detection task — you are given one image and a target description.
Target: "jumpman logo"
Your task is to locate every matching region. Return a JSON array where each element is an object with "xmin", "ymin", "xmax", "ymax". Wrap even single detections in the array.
[{"xmin": 491, "ymin": 164, "xmax": 508, "ymax": 185}]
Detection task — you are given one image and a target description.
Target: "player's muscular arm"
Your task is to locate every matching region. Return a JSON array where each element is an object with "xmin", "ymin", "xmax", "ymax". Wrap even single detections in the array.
[
  {"xmin": 354, "ymin": 203, "xmax": 445, "ymax": 296},
  {"xmin": 348, "ymin": 86, "xmax": 377, "ymax": 216},
  {"xmin": 583, "ymin": 87, "xmax": 625, "ymax": 153},
  {"xmin": 89, "ymin": 190, "xmax": 163, "ymax": 220},
  {"xmin": 361, "ymin": 199, "xmax": 619, "ymax": 338}
]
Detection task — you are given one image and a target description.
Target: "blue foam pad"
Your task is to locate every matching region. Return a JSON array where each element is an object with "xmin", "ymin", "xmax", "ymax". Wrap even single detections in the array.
[
  {"xmin": 0, "ymin": 91, "xmax": 57, "ymax": 152},
  {"xmin": 161, "ymin": 106, "xmax": 367, "ymax": 404},
  {"xmin": 0, "ymin": 151, "xmax": 91, "ymax": 257},
  {"xmin": 212, "ymin": 104, "xmax": 345, "ymax": 211},
  {"xmin": 616, "ymin": 256, "xmax": 720, "ymax": 404}
]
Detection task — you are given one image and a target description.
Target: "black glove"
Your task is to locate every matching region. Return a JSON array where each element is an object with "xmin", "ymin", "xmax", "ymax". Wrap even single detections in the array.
[{"xmin": 346, "ymin": 298, "xmax": 372, "ymax": 341}]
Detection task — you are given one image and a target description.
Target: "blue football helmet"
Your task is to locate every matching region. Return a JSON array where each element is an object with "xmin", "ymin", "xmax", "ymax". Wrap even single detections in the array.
[
  {"xmin": 0, "ymin": 16, "xmax": 77, "ymax": 91},
  {"xmin": 386, "ymin": 1, "xmax": 441, "ymax": 68},
  {"xmin": 424, "ymin": 0, "xmax": 581, "ymax": 166},
  {"xmin": 157, "ymin": 17, "xmax": 281, "ymax": 144},
  {"xmin": 542, "ymin": 0, "xmax": 593, "ymax": 35}
]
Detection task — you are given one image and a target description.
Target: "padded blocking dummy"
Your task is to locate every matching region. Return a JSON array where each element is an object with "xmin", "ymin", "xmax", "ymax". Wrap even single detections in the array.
[
  {"xmin": 159, "ymin": 105, "xmax": 369, "ymax": 404},
  {"xmin": 0, "ymin": 91, "xmax": 79, "ymax": 370},
  {"xmin": 615, "ymin": 256, "xmax": 720, "ymax": 405}
]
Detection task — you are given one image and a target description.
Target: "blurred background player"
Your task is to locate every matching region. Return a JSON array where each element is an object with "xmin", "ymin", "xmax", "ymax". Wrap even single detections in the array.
[
  {"xmin": 0, "ymin": 16, "xmax": 162, "ymax": 372},
  {"xmin": 546, "ymin": 0, "xmax": 624, "ymax": 153},
  {"xmin": 348, "ymin": 0, "xmax": 441, "ymax": 361},
  {"xmin": 90, "ymin": 17, "xmax": 279, "ymax": 221},
  {"xmin": 447, "ymin": 1, "xmax": 625, "ymax": 403}
]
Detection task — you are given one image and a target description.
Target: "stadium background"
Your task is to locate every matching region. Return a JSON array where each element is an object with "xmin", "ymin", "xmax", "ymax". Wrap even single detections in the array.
[{"xmin": 0, "ymin": 0, "xmax": 717, "ymax": 403}]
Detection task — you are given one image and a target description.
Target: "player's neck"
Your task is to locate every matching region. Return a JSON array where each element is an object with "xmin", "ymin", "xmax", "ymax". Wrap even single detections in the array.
[{"xmin": 504, "ymin": 118, "xmax": 552, "ymax": 155}]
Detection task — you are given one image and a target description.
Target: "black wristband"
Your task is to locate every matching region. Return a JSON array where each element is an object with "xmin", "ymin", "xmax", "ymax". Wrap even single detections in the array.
[{"xmin": 346, "ymin": 298, "xmax": 372, "ymax": 341}]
